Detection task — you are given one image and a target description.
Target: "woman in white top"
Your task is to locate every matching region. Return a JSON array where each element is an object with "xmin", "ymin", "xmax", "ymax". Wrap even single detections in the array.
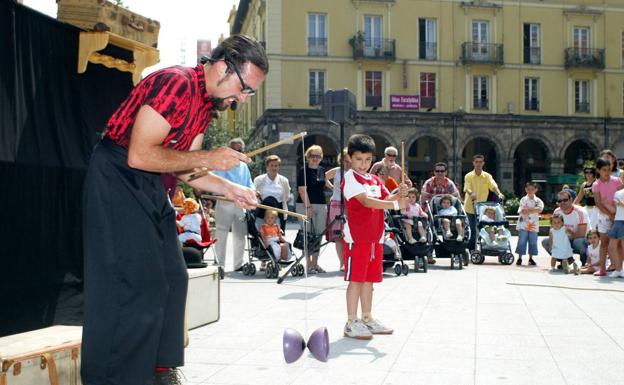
[
  {"xmin": 253, "ymin": 155, "xmax": 291, "ymax": 232},
  {"xmin": 326, "ymin": 148, "xmax": 350, "ymax": 270}
]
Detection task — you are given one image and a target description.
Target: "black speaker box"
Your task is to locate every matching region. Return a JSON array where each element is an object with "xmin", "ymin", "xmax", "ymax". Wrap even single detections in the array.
[{"xmin": 322, "ymin": 89, "xmax": 357, "ymax": 125}]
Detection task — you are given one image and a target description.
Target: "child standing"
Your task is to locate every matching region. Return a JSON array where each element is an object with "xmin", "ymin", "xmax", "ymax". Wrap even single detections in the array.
[
  {"xmin": 402, "ymin": 188, "xmax": 427, "ymax": 243},
  {"xmin": 516, "ymin": 181, "xmax": 544, "ymax": 266},
  {"xmin": 342, "ymin": 134, "xmax": 407, "ymax": 340},
  {"xmin": 438, "ymin": 195, "xmax": 464, "ymax": 241},
  {"xmin": 178, "ymin": 198, "xmax": 202, "ymax": 244},
  {"xmin": 548, "ymin": 214, "xmax": 579, "ymax": 274},
  {"xmin": 259, "ymin": 210, "xmax": 291, "ymax": 261},
  {"xmin": 607, "ymin": 181, "xmax": 624, "ymax": 278},
  {"xmin": 580, "ymin": 230, "xmax": 601, "ymax": 274}
]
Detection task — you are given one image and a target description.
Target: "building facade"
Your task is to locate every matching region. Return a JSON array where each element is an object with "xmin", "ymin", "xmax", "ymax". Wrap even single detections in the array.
[{"xmin": 228, "ymin": 0, "xmax": 624, "ymax": 197}]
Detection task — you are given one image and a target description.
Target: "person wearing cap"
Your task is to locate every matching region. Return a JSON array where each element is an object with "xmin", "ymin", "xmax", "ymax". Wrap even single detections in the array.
[
  {"xmin": 81, "ymin": 35, "xmax": 268, "ymax": 385},
  {"xmin": 370, "ymin": 146, "xmax": 413, "ymax": 187}
]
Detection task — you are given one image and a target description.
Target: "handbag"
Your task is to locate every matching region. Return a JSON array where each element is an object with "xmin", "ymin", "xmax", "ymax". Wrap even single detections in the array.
[{"xmin": 293, "ymin": 221, "xmax": 321, "ymax": 252}]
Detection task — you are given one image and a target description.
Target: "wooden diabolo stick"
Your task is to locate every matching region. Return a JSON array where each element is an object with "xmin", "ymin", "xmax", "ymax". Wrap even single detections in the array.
[
  {"xmin": 201, "ymin": 194, "xmax": 308, "ymax": 220},
  {"xmin": 188, "ymin": 131, "xmax": 308, "ymax": 182},
  {"xmin": 401, "ymin": 141, "xmax": 405, "ymax": 184}
]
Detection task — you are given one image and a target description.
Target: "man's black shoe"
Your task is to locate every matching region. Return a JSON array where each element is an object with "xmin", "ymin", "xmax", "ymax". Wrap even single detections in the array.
[{"xmin": 152, "ymin": 368, "xmax": 183, "ymax": 385}]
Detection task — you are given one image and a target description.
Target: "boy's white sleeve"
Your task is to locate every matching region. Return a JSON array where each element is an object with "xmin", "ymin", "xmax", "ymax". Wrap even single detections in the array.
[{"xmin": 343, "ymin": 171, "xmax": 366, "ymax": 200}]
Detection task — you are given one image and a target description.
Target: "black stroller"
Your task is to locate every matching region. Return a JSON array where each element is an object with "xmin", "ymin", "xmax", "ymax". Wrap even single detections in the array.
[
  {"xmin": 241, "ymin": 210, "xmax": 305, "ymax": 279},
  {"xmin": 470, "ymin": 202, "xmax": 515, "ymax": 265},
  {"xmin": 430, "ymin": 196, "xmax": 471, "ymax": 270},
  {"xmin": 385, "ymin": 209, "xmax": 434, "ymax": 273},
  {"xmin": 382, "ymin": 219, "xmax": 409, "ymax": 276}
]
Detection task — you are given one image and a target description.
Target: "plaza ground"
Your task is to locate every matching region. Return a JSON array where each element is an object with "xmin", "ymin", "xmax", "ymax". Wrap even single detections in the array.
[{"xmin": 184, "ymin": 227, "xmax": 624, "ymax": 385}]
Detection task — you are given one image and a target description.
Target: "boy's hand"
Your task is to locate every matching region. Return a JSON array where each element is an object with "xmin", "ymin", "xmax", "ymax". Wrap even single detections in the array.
[
  {"xmin": 398, "ymin": 183, "xmax": 409, "ymax": 197},
  {"xmin": 398, "ymin": 198, "xmax": 408, "ymax": 210}
]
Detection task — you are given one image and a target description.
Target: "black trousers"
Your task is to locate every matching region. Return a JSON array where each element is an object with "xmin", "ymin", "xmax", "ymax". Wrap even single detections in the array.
[{"xmin": 81, "ymin": 139, "xmax": 188, "ymax": 385}]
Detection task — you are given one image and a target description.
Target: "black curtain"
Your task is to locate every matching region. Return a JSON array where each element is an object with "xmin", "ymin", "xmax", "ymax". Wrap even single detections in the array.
[{"xmin": 0, "ymin": 0, "xmax": 134, "ymax": 336}]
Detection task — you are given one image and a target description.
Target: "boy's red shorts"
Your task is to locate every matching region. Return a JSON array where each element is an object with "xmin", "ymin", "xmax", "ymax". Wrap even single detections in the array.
[{"xmin": 343, "ymin": 242, "xmax": 383, "ymax": 283}]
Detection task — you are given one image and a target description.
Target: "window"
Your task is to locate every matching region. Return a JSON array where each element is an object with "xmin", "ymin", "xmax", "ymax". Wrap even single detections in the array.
[
  {"xmin": 364, "ymin": 15, "xmax": 383, "ymax": 56},
  {"xmin": 308, "ymin": 14, "xmax": 327, "ymax": 56},
  {"xmin": 473, "ymin": 76, "xmax": 489, "ymax": 110},
  {"xmin": 419, "ymin": 19, "xmax": 437, "ymax": 60},
  {"xmin": 523, "ymin": 23, "xmax": 540, "ymax": 64},
  {"xmin": 365, "ymin": 71, "xmax": 382, "ymax": 108},
  {"xmin": 621, "ymin": 31, "xmax": 624, "ymax": 67},
  {"xmin": 420, "ymin": 73, "xmax": 436, "ymax": 109},
  {"xmin": 308, "ymin": 70, "xmax": 325, "ymax": 106},
  {"xmin": 472, "ymin": 20, "xmax": 489, "ymax": 58},
  {"xmin": 575, "ymin": 80, "xmax": 590, "ymax": 113},
  {"xmin": 574, "ymin": 27, "xmax": 590, "ymax": 53},
  {"xmin": 524, "ymin": 78, "xmax": 540, "ymax": 111}
]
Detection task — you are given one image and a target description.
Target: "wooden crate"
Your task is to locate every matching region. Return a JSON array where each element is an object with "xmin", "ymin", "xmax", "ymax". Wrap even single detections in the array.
[
  {"xmin": 0, "ymin": 326, "xmax": 82, "ymax": 385},
  {"xmin": 57, "ymin": 0, "xmax": 160, "ymax": 48},
  {"xmin": 186, "ymin": 266, "xmax": 220, "ymax": 330}
]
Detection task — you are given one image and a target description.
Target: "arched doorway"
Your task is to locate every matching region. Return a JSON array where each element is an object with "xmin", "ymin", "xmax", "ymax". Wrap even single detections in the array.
[
  {"xmin": 296, "ymin": 134, "xmax": 338, "ymax": 169},
  {"xmin": 513, "ymin": 139, "xmax": 549, "ymax": 196},
  {"xmin": 563, "ymin": 139, "xmax": 598, "ymax": 174},
  {"xmin": 462, "ymin": 138, "xmax": 498, "ymax": 179},
  {"xmin": 369, "ymin": 134, "xmax": 391, "ymax": 164},
  {"xmin": 407, "ymin": 136, "xmax": 447, "ymax": 187}
]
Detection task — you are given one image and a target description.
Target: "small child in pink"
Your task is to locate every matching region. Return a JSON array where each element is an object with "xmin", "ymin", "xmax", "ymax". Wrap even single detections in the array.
[{"xmin": 402, "ymin": 188, "xmax": 427, "ymax": 244}]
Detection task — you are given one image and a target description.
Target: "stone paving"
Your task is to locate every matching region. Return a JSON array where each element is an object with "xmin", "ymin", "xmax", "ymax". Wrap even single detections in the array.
[{"xmin": 184, "ymin": 227, "xmax": 624, "ymax": 385}]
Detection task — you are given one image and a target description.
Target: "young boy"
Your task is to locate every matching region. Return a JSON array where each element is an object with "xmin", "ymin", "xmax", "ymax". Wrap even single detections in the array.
[
  {"xmin": 342, "ymin": 134, "xmax": 407, "ymax": 340},
  {"xmin": 516, "ymin": 181, "xmax": 544, "ymax": 266}
]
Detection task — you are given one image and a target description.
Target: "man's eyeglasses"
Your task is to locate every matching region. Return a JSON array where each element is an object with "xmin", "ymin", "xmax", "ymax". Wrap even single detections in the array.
[
  {"xmin": 225, "ymin": 60, "xmax": 256, "ymax": 96},
  {"xmin": 557, "ymin": 198, "xmax": 570, "ymax": 203},
  {"xmin": 434, "ymin": 169, "xmax": 446, "ymax": 173}
]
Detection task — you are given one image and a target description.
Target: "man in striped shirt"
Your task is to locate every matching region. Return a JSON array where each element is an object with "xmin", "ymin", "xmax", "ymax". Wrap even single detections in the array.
[{"xmin": 82, "ymin": 35, "xmax": 268, "ymax": 385}]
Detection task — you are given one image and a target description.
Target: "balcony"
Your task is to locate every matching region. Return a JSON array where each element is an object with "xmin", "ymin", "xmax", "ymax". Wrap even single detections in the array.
[
  {"xmin": 461, "ymin": 43, "xmax": 504, "ymax": 65},
  {"xmin": 473, "ymin": 99, "xmax": 489, "ymax": 110},
  {"xmin": 565, "ymin": 48, "xmax": 605, "ymax": 70},
  {"xmin": 420, "ymin": 42, "xmax": 437, "ymax": 60},
  {"xmin": 366, "ymin": 95, "xmax": 382, "ymax": 108},
  {"xmin": 307, "ymin": 37, "xmax": 327, "ymax": 56},
  {"xmin": 525, "ymin": 98, "xmax": 540, "ymax": 111},
  {"xmin": 420, "ymin": 96, "xmax": 436, "ymax": 110},
  {"xmin": 351, "ymin": 37, "xmax": 396, "ymax": 61},
  {"xmin": 575, "ymin": 101, "xmax": 590, "ymax": 113},
  {"xmin": 524, "ymin": 47, "xmax": 541, "ymax": 65}
]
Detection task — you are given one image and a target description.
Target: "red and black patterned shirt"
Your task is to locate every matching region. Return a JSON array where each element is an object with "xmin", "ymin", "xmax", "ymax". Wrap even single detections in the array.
[{"xmin": 104, "ymin": 64, "xmax": 214, "ymax": 151}]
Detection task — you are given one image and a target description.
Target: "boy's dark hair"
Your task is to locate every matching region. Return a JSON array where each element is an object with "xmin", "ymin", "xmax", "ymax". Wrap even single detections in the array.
[
  {"xmin": 434, "ymin": 162, "xmax": 447, "ymax": 170},
  {"xmin": 440, "ymin": 194, "xmax": 453, "ymax": 204},
  {"xmin": 473, "ymin": 154, "xmax": 485, "ymax": 161},
  {"xmin": 209, "ymin": 34, "xmax": 269, "ymax": 74},
  {"xmin": 347, "ymin": 134, "xmax": 376, "ymax": 156},
  {"xmin": 525, "ymin": 181, "xmax": 539, "ymax": 190},
  {"xmin": 596, "ymin": 157, "xmax": 611, "ymax": 171}
]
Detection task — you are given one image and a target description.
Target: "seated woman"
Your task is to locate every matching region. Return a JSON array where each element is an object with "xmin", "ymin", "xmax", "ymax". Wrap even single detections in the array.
[
  {"xmin": 178, "ymin": 198, "xmax": 202, "ymax": 244},
  {"xmin": 479, "ymin": 206, "xmax": 510, "ymax": 247}
]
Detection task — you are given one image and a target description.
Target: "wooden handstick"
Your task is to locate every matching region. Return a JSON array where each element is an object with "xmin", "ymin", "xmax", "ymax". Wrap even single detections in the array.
[
  {"xmin": 401, "ymin": 141, "xmax": 405, "ymax": 184},
  {"xmin": 188, "ymin": 131, "xmax": 308, "ymax": 182},
  {"xmin": 201, "ymin": 194, "xmax": 308, "ymax": 220}
]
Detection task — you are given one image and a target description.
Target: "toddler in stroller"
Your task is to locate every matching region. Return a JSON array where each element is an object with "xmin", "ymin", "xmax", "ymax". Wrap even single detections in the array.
[
  {"xmin": 470, "ymin": 202, "xmax": 514, "ymax": 265},
  {"xmin": 430, "ymin": 195, "xmax": 470, "ymax": 269},
  {"xmin": 259, "ymin": 210, "xmax": 292, "ymax": 262},
  {"xmin": 402, "ymin": 188, "xmax": 428, "ymax": 244}
]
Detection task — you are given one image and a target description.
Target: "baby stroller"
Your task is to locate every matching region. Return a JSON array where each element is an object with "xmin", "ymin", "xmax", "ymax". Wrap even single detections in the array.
[
  {"xmin": 470, "ymin": 202, "xmax": 514, "ymax": 265},
  {"xmin": 385, "ymin": 209, "xmax": 434, "ymax": 273},
  {"xmin": 241, "ymin": 211, "xmax": 305, "ymax": 279},
  {"xmin": 430, "ymin": 196, "xmax": 471, "ymax": 270},
  {"xmin": 382, "ymin": 220, "xmax": 409, "ymax": 276}
]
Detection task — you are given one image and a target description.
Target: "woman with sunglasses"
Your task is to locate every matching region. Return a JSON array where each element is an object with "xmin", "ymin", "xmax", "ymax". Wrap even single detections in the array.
[
  {"xmin": 574, "ymin": 166, "xmax": 598, "ymax": 231},
  {"xmin": 296, "ymin": 145, "xmax": 329, "ymax": 274}
]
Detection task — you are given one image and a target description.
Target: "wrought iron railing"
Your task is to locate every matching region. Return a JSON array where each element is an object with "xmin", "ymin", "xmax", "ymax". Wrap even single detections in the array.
[
  {"xmin": 564, "ymin": 47, "xmax": 605, "ymax": 70},
  {"xmin": 461, "ymin": 42, "xmax": 504, "ymax": 65}
]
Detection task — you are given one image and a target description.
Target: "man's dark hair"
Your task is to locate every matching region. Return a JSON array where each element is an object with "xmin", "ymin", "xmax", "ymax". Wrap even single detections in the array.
[
  {"xmin": 347, "ymin": 134, "xmax": 375, "ymax": 156},
  {"xmin": 525, "ymin": 181, "xmax": 539, "ymax": 189},
  {"xmin": 596, "ymin": 157, "xmax": 611, "ymax": 171},
  {"xmin": 557, "ymin": 190, "xmax": 572, "ymax": 200},
  {"xmin": 210, "ymin": 34, "xmax": 269, "ymax": 74},
  {"xmin": 434, "ymin": 162, "xmax": 447, "ymax": 170},
  {"xmin": 473, "ymin": 154, "xmax": 485, "ymax": 161}
]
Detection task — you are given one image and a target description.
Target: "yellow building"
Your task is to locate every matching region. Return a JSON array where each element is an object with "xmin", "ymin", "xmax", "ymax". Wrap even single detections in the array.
[{"xmin": 229, "ymin": 0, "xmax": 624, "ymax": 196}]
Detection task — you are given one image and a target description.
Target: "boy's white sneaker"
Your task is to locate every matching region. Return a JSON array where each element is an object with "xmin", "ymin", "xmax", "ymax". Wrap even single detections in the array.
[
  {"xmin": 344, "ymin": 319, "xmax": 373, "ymax": 340},
  {"xmin": 363, "ymin": 318, "xmax": 394, "ymax": 335},
  {"xmin": 608, "ymin": 270, "xmax": 622, "ymax": 278}
]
